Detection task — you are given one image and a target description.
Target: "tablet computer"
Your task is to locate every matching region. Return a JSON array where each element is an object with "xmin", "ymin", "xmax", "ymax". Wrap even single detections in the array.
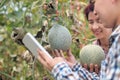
[{"xmin": 22, "ymin": 33, "xmax": 52, "ymax": 59}]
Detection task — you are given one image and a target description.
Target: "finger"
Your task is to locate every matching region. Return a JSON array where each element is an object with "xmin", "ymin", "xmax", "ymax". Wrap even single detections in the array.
[
  {"xmin": 37, "ymin": 49, "xmax": 52, "ymax": 62},
  {"xmin": 66, "ymin": 49, "xmax": 72, "ymax": 56},
  {"xmin": 59, "ymin": 50, "xmax": 64, "ymax": 57},
  {"xmin": 65, "ymin": 49, "xmax": 73, "ymax": 61},
  {"xmin": 90, "ymin": 63, "xmax": 94, "ymax": 72},
  {"xmin": 94, "ymin": 64, "xmax": 99, "ymax": 74},
  {"xmin": 66, "ymin": 49, "xmax": 75, "ymax": 61},
  {"xmin": 37, "ymin": 49, "xmax": 48, "ymax": 66},
  {"xmin": 51, "ymin": 50, "xmax": 56, "ymax": 57},
  {"xmin": 83, "ymin": 63, "xmax": 88, "ymax": 70},
  {"xmin": 37, "ymin": 49, "xmax": 53, "ymax": 70},
  {"xmin": 54, "ymin": 49, "xmax": 60, "ymax": 57}
]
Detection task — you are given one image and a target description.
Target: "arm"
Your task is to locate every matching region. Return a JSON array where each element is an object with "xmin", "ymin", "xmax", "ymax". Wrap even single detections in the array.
[
  {"xmin": 51, "ymin": 62, "xmax": 99, "ymax": 80},
  {"xmin": 37, "ymin": 49, "xmax": 99, "ymax": 80},
  {"xmin": 52, "ymin": 49, "xmax": 100, "ymax": 74}
]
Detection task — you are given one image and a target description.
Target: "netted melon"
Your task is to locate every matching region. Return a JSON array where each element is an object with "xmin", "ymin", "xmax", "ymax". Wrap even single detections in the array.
[
  {"xmin": 79, "ymin": 44, "xmax": 105, "ymax": 67},
  {"xmin": 48, "ymin": 24, "xmax": 72, "ymax": 51}
]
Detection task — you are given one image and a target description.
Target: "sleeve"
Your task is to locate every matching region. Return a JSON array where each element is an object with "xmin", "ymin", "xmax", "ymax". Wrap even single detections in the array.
[
  {"xmin": 51, "ymin": 62, "xmax": 99, "ymax": 80},
  {"xmin": 103, "ymin": 35, "xmax": 120, "ymax": 80}
]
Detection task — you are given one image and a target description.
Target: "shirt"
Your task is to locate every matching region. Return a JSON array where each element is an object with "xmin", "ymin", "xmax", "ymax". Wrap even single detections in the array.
[{"xmin": 51, "ymin": 25, "xmax": 120, "ymax": 80}]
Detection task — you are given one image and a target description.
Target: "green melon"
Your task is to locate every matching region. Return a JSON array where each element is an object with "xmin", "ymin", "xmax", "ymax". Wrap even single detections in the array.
[
  {"xmin": 48, "ymin": 24, "xmax": 72, "ymax": 51},
  {"xmin": 79, "ymin": 44, "xmax": 105, "ymax": 67}
]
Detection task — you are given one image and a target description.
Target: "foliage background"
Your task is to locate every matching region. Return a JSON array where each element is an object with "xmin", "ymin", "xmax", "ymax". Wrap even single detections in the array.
[{"xmin": 0, "ymin": 0, "xmax": 95, "ymax": 80}]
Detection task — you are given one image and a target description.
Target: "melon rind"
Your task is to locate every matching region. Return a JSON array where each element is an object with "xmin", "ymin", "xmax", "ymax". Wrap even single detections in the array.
[
  {"xmin": 79, "ymin": 44, "xmax": 105, "ymax": 67},
  {"xmin": 48, "ymin": 24, "xmax": 72, "ymax": 51}
]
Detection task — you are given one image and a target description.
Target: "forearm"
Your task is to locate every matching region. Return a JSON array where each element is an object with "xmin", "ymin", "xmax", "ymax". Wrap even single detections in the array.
[{"xmin": 51, "ymin": 62, "xmax": 99, "ymax": 80}]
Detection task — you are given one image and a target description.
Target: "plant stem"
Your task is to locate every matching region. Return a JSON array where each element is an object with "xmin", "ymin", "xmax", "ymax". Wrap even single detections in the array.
[
  {"xmin": 0, "ymin": 0, "xmax": 8, "ymax": 8},
  {"xmin": 0, "ymin": 71, "xmax": 15, "ymax": 80}
]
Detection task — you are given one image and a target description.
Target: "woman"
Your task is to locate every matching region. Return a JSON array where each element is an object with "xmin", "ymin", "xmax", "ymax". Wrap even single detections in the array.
[{"xmin": 84, "ymin": 4, "xmax": 112, "ymax": 56}]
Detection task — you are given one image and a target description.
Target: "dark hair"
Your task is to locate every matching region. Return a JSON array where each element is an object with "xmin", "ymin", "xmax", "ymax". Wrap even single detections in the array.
[{"xmin": 84, "ymin": 4, "xmax": 94, "ymax": 20}]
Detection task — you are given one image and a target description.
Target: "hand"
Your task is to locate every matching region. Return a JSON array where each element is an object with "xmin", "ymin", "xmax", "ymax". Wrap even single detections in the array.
[
  {"xmin": 83, "ymin": 63, "xmax": 100, "ymax": 74},
  {"xmin": 37, "ymin": 49, "xmax": 65, "ymax": 71},
  {"xmin": 52, "ymin": 49, "xmax": 77, "ymax": 68}
]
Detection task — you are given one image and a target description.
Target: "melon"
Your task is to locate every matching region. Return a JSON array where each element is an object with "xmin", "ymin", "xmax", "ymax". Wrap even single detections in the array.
[
  {"xmin": 48, "ymin": 24, "xmax": 72, "ymax": 51},
  {"xmin": 79, "ymin": 44, "xmax": 105, "ymax": 67}
]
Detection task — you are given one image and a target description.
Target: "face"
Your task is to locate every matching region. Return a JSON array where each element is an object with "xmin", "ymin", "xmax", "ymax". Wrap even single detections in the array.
[
  {"xmin": 93, "ymin": 0, "xmax": 116, "ymax": 28},
  {"xmin": 88, "ymin": 12, "xmax": 112, "ymax": 39}
]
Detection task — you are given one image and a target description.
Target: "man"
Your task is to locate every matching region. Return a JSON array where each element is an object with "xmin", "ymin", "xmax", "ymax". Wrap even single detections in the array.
[
  {"xmin": 37, "ymin": 0, "xmax": 120, "ymax": 79},
  {"xmin": 92, "ymin": 0, "xmax": 120, "ymax": 79}
]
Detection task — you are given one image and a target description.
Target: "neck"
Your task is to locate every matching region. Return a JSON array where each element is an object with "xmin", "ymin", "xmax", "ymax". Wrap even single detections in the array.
[
  {"xmin": 99, "ymin": 38, "xmax": 109, "ymax": 47},
  {"xmin": 99, "ymin": 38, "xmax": 109, "ymax": 53},
  {"xmin": 116, "ymin": 15, "xmax": 120, "ymax": 27},
  {"xmin": 115, "ymin": 2, "xmax": 120, "ymax": 27}
]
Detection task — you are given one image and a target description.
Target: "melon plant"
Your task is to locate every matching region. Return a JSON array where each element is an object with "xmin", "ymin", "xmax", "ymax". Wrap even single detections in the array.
[
  {"xmin": 79, "ymin": 44, "xmax": 105, "ymax": 67},
  {"xmin": 48, "ymin": 23, "xmax": 72, "ymax": 51}
]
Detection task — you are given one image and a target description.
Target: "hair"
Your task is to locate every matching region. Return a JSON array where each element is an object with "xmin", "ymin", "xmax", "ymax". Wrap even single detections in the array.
[{"xmin": 84, "ymin": 3, "xmax": 94, "ymax": 20}]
